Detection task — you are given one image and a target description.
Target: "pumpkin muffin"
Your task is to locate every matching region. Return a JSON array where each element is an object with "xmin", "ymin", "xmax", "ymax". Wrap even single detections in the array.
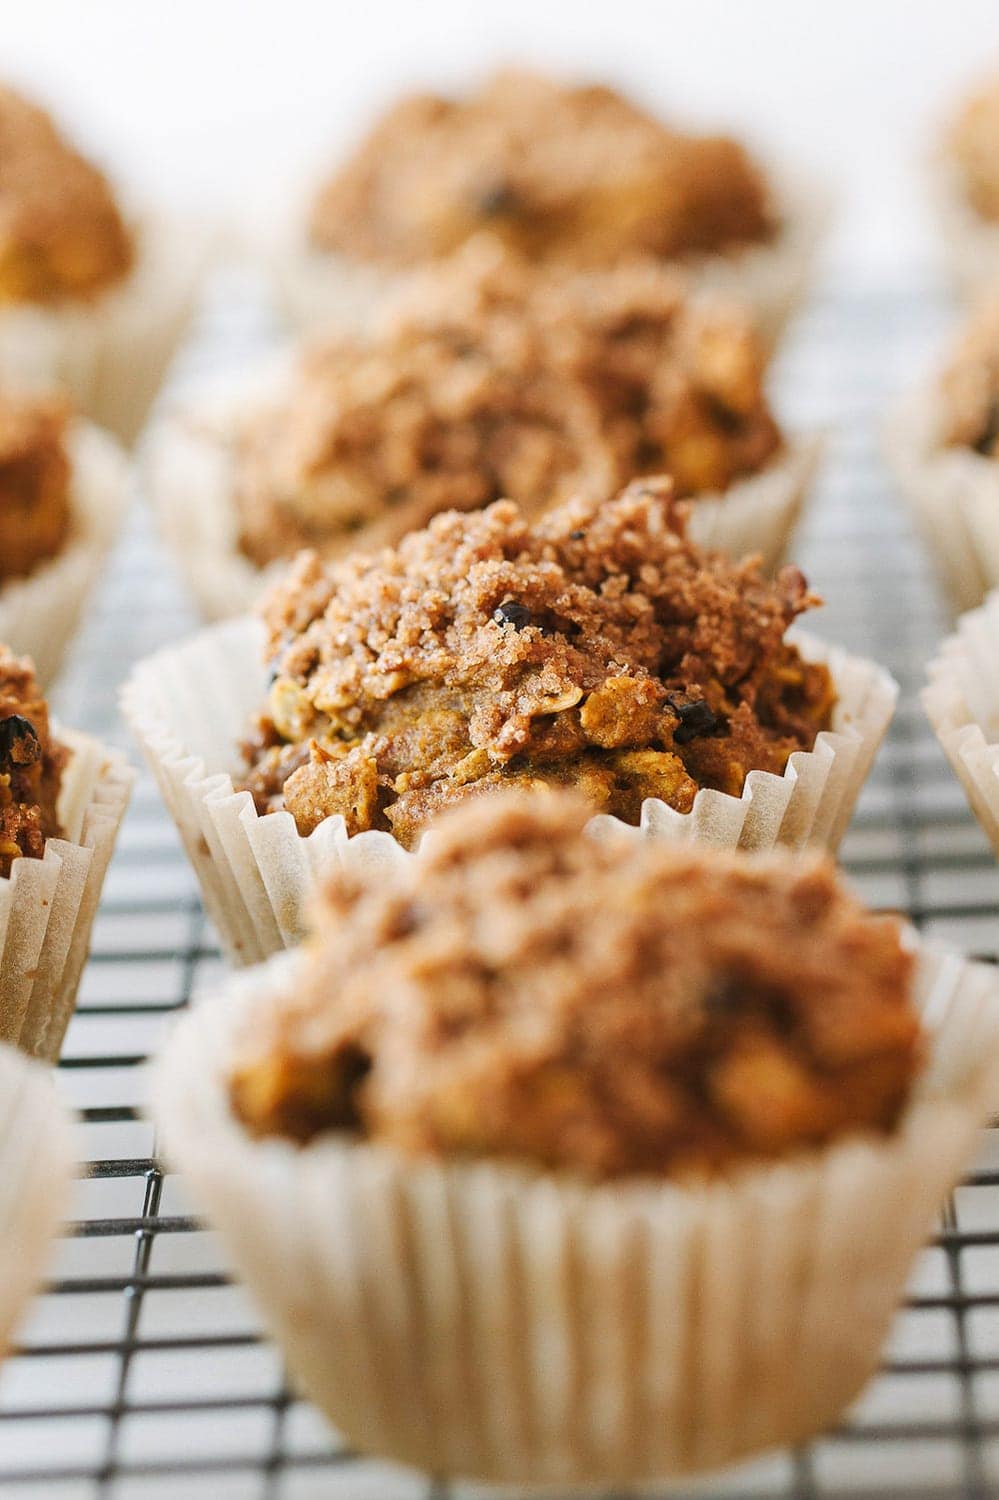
[
  {"xmin": 0, "ymin": 389, "xmax": 72, "ymax": 582},
  {"xmin": 886, "ymin": 294, "xmax": 999, "ymax": 611},
  {"xmin": 936, "ymin": 70, "xmax": 999, "ymax": 297},
  {"xmin": 0, "ymin": 83, "xmax": 203, "ymax": 442},
  {"xmin": 0, "ymin": 647, "xmax": 66, "ymax": 879},
  {"xmin": 0, "ymin": 84, "xmax": 133, "ymax": 305},
  {"xmin": 237, "ymin": 243, "xmax": 782, "ymax": 564},
  {"xmin": 310, "ymin": 70, "xmax": 774, "ymax": 272},
  {"xmin": 238, "ymin": 478, "xmax": 834, "ymax": 848},
  {"xmin": 153, "ymin": 792, "xmax": 998, "ymax": 1485},
  {"xmin": 271, "ymin": 69, "xmax": 826, "ymax": 347}
]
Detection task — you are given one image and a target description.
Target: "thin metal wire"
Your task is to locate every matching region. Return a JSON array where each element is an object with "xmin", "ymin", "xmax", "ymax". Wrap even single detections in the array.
[{"xmin": 0, "ymin": 274, "xmax": 996, "ymax": 1496}]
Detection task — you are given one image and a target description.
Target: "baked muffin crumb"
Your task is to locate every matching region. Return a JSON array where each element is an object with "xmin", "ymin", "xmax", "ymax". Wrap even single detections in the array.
[
  {"xmin": 230, "ymin": 791, "xmax": 921, "ymax": 1177},
  {"xmin": 238, "ymin": 478, "xmax": 834, "ymax": 847},
  {"xmin": 0, "ymin": 647, "xmax": 66, "ymax": 878},
  {"xmin": 938, "ymin": 297, "xmax": 999, "ymax": 455}
]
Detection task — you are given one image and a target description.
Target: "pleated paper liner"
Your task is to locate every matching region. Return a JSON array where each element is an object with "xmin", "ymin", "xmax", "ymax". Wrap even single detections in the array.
[
  {"xmin": 0, "ymin": 419, "xmax": 131, "ymax": 688},
  {"xmin": 268, "ymin": 173, "xmax": 831, "ymax": 351},
  {"xmin": 0, "ymin": 728, "xmax": 134, "ymax": 1063},
  {"xmin": 0, "ymin": 214, "xmax": 208, "ymax": 446},
  {"xmin": 122, "ymin": 615, "xmax": 897, "ymax": 966},
  {"xmin": 883, "ymin": 385, "xmax": 999, "ymax": 616},
  {"xmin": 142, "ymin": 366, "xmax": 822, "ymax": 622},
  {"xmin": 931, "ymin": 158, "xmax": 999, "ymax": 302},
  {"xmin": 924, "ymin": 589, "xmax": 999, "ymax": 853},
  {"xmin": 152, "ymin": 933, "xmax": 999, "ymax": 1489},
  {"xmin": 0, "ymin": 1043, "xmax": 73, "ymax": 1358}
]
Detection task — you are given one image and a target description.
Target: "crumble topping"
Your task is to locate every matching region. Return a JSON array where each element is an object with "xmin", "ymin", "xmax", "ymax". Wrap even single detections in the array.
[
  {"xmin": 237, "ymin": 479, "xmax": 834, "ymax": 848},
  {"xmin": 230, "ymin": 791, "xmax": 920, "ymax": 1177}
]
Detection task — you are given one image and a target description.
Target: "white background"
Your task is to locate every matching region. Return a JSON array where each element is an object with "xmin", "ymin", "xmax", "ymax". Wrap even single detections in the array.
[{"xmin": 3, "ymin": 0, "xmax": 999, "ymax": 282}]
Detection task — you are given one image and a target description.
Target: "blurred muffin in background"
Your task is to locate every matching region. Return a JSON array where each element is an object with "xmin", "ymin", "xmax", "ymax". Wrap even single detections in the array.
[
  {"xmin": 0, "ymin": 83, "xmax": 206, "ymax": 443},
  {"xmin": 934, "ymin": 70, "xmax": 999, "ymax": 298},
  {"xmin": 269, "ymin": 69, "xmax": 827, "ymax": 347},
  {"xmin": 0, "ymin": 386, "xmax": 129, "ymax": 685},
  {"xmin": 147, "ymin": 240, "xmax": 820, "ymax": 620},
  {"xmin": 885, "ymin": 292, "xmax": 999, "ymax": 612}
]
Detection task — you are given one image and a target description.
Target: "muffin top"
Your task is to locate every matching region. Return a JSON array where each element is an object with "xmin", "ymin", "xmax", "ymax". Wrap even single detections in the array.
[
  {"xmin": 235, "ymin": 241, "xmax": 781, "ymax": 567},
  {"xmin": 238, "ymin": 479, "xmax": 834, "ymax": 848},
  {"xmin": 308, "ymin": 70, "xmax": 775, "ymax": 271},
  {"xmin": 230, "ymin": 791, "xmax": 921, "ymax": 1177},
  {"xmin": 0, "ymin": 647, "xmax": 65, "ymax": 879},
  {"xmin": 0, "ymin": 84, "xmax": 133, "ymax": 304},
  {"xmin": 0, "ymin": 389, "xmax": 72, "ymax": 581},
  {"xmin": 947, "ymin": 73, "xmax": 999, "ymax": 222}
]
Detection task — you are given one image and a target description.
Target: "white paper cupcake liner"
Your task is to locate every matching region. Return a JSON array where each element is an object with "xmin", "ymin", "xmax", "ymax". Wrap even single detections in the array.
[
  {"xmin": 152, "ymin": 932, "xmax": 999, "ymax": 1487},
  {"xmin": 883, "ymin": 385, "xmax": 999, "ymax": 616},
  {"xmin": 0, "ymin": 420, "xmax": 131, "ymax": 687},
  {"xmin": 930, "ymin": 159, "xmax": 999, "ymax": 303},
  {"xmin": 142, "ymin": 361, "xmax": 822, "ymax": 621},
  {"xmin": 268, "ymin": 173, "xmax": 830, "ymax": 350},
  {"xmin": 0, "ymin": 1042, "xmax": 73, "ymax": 1358},
  {"xmin": 0, "ymin": 214, "xmax": 207, "ymax": 446},
  {"xmin": 0, "ymin": 727, "xmax": 134, "ymax": 1062},
  {"xmin": 122, "ymin": 616, "xmax": 896, "ymax": 966},
  {"xmin": 924, "ymin": 589, "xmax": 999, "ymax": 852}
]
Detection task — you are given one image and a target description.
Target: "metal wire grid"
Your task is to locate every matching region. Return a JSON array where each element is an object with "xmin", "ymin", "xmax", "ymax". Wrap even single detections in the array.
[{"xmin": 0, "ymin": 272, "xmax": 997, "ymax": 1499}]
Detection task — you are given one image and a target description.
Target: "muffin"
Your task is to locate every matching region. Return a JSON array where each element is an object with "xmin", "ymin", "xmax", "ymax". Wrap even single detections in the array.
[
  {"xmin": 0, "ymin": 83, "xmax": 204, "ymax": 443},
  {"xmin": 936, "ymin": 70, "xmax": 999, "ymax": 298},
  {"xmin": 0, "ymin": 386, "xmax": 129, "ymax": 684},
  {"xmin": 0, "ymin": 645, "xmax": 133, "ymax": 1059},
  {"xmin": 924, "ymin": 587, "xmax": 999, "ymax": 851},
  {"xmin": 270, "ymin": 69, "xmax": 827, "ymax": 347},
  {"xmin": 0, "ymin": 1041, "xmax": 73, "ymax": 1359},
  {"xmin": 148, "ymin": 240, "xmax": 820, "ymax": 619},
  {"xmin": 124, "ymin": 480, "xmax": 896, "ymax": 964},
  {"xmin": 885, "ymin": 294, "xmax": 999, "ymax": 612},
  {"xmin": 154, "ymin": 790, "xmax": 999, "ymax": 1486}
]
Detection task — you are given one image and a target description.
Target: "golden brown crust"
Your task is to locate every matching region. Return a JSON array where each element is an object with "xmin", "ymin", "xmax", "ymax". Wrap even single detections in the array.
[
  {"xmin": 230, "ymin": 791, "xmax": 921, "ymax": 1177},
  {"xmin": 0, "ymin": 85, "xmax": 133, "ymax": 304},
  {"xmin": 938, "ymin": 296, "xmax": 999, "ymax": 454},
  {"xmin": 0, "ymin": 646, "xmax": 65, "ymax": 878},
  {"xmin": 0, "ymin": 390, "xmax": 72, "ymax": 580},
  {"xmin": 948, "ymin": 73, "xmax": 999, "ymax": 222},
  {"xmin": 236, "ymin": 241, "xmax": 781, "ymax": 567},
  {"xmin": 237, "ymin": 480, "xmax": 834, "ymax": 847},
  {"xmin": 308, "ymin": 70, "xmax": 774, "ymax": 271}
]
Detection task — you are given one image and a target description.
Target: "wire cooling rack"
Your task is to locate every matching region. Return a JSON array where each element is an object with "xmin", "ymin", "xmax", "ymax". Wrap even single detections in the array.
[{"xmin": 1, "ymin": 267, "xmax": 998, "ymax": 1500}]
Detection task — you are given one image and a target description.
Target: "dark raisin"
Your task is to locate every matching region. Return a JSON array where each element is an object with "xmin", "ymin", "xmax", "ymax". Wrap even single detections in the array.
[
  {"xmin": 569, "ymin": 529, "xmax": 586, "ymax": 541},
  {"xmin": 493, "ymin": 599, "xmax": 534, "ymax": 631},
  {"xmin": 666, "ymin": 695, "xmax": 725, "ymax": 745},
  {"xmin": 474, "ymin": 179, "xmax": 520, "ymax": 217},
  {"xmin": 703, "ymin": 977, "xmax": 741, "ymax": 1018},
  {"xmin": 0, "ymin": 714, "xmax": 41, "ymax": 769}
]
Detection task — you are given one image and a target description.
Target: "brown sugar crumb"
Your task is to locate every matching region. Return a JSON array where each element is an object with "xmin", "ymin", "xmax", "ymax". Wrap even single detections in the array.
[
  {"xmin": 947, "ymin": 73, "xmax": 999, "ymax": 222},
  {"xmin": 938, "ymin": 297, "xmax": 999, "ymax": 455},
  {"xmin": 235, "ymin": 240, "xmax": 781, "ymax": 567},
  {"xmin": 0, "ymin": 647, "xmax": 66, "ymax": 879},
  {"xmin": 229, "ymin": 791, "xmax": 921, "ymax": 1177},
  {"xmin": 308, "ymin": 70, "xmax": 775, "ymax": 271},
  {"xmin": 0, "ymin": 390, "xmax": 72, "ymax": 581},
  {"xmin": 0, "ymin": 85, "xmax": 133, "ymax": 304},
  {"xmin": 236, "ymin": 479, "xmax": 835, "ymax": 848}
]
